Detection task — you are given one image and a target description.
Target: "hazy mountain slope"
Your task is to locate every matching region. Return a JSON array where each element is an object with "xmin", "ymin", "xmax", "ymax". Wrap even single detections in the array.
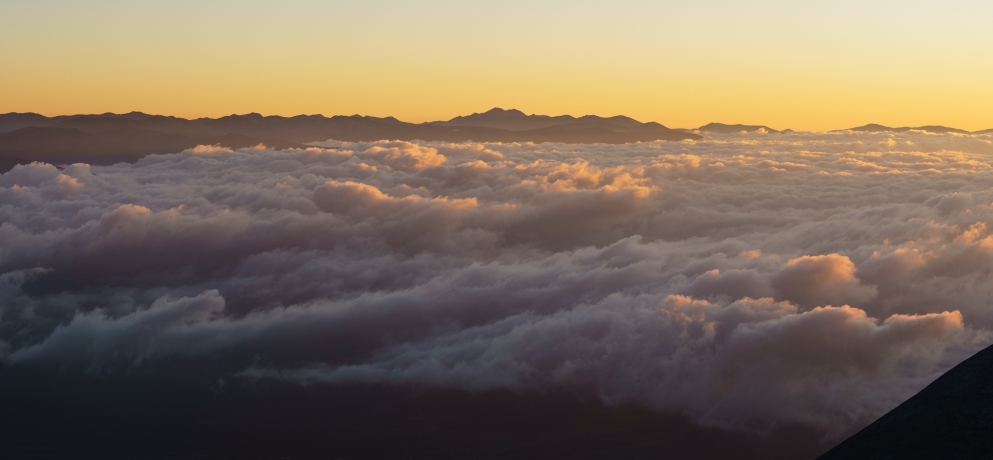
[
  {"xmin": 0, "ymin": 110, "xmax": 700, "ymax": 172},
  {"xmin": 0, "ymin": 113, "xmax": 66, "ymax": 134},
  {"xmin": 0, "ymin": 127, "xmax": 134, "ymax": 164},
  {"xmin": 97, "ymin": 127, "xmax": 203, "ymax": 152},
  {"xmin": 0, "ymin": 126, "xmax": 311, "ymax": 170},
  {"xmin": 818, "ymin": 342, "xmax": 993, "ymax": 459},
  {"xmin": 0, "ymin": 110, "xmax": 699, "ymax": 158},
  {"xmin": 0, "ymin": 112, "xmax": 165, "ymax": 135},
  {"xmin": 509, "ymin": 121, "xmax": 692, "ymax": 143}
]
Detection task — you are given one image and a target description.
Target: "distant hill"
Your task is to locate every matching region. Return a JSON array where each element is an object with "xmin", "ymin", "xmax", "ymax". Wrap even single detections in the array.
[
  {"xmin": 0, "ymin": 109, "xmax": 700, "ymax": 172},
  {"xmin": 696, "ymin": 123, "xmax": 780, "ymax": 134},
  {"xmin": 840, "ymin": 124, "xmax": 974, "ymax": 134},
  {"xmin": 818, "ymin": 342, "xmax": 993, "ymax": 459},
  {"xmin": 0, "ymin": 111, "xmax": 159, "ymax": 135},
  {"xmin": 0, "ymin": 125, "xmax": 312, "ymax": 169},
  {"xmin": 435, "ymin": 107, "xmax": 645, "ymax": 131},
  {"xmin": 0, "ymin": 112, "xmax": 67, "ymax": 134}
]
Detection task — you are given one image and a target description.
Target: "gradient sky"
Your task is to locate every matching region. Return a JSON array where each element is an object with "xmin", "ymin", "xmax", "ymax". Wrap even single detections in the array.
[{"xmin": 2, "ymin": 0, "xmax": 991, "ymax": 130}]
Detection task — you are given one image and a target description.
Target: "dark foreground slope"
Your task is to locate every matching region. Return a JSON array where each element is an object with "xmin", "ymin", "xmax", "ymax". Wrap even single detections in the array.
[
  {"xmin": 0, "ymin": 370, "xmax": 828, "ymax": 460},
  {"xmin": 819, "ymin": 342, "xmax": 993, "ymax": 459}
]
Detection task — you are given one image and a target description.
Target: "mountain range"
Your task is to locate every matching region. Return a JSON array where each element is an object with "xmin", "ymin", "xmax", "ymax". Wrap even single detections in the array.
[
  {"xmin": 2, "ymin": 109, "xmax": 991, "ymax": 173},
  {"xmin": 0, "ymin": 108, "xmax": 698, "ymax": 171}
]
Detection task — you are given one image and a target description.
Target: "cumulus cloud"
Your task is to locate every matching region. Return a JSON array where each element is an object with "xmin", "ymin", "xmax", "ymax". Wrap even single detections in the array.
[
  {"xmin": 3, "ymin": 131, "xmax": 993, "ymax": 437},
  {"xmin": 771, "ymin": 254, "xmax": 877, "ymax": 308}
]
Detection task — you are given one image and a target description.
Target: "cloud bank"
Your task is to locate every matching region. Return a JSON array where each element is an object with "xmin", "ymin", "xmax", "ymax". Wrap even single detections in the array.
[{"xmin": 3, "ymin": 131, "xmax": 993, "ymax": 436}]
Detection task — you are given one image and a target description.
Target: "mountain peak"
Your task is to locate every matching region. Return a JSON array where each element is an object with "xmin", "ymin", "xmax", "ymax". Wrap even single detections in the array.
[
  {"xmin": 466, "ymin": 108, "xmax": 530, "ymax": 120},
  {"xmin": 482, "ymin": 107, "xmax": 526, "ymax": 116},
  {"xmin": 848, "ymin": 124, "xmax": 893, "ymax": 132}
]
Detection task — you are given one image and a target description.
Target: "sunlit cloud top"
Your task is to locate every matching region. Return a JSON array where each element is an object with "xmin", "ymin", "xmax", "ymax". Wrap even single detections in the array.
[{"xmin": 5, "ymin": 131, "xmax": 993, "ymax": 437}]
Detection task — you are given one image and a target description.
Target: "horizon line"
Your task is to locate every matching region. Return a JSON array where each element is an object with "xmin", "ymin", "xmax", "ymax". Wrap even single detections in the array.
[{"xmin": 3, "ymin": 109, "xmax": 991, "ymax": 135}]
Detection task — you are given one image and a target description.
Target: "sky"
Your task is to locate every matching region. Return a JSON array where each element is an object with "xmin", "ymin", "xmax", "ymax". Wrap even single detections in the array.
[{"xmin": 1, "ymin": 0, "xmax": 992, "ymax": 131}]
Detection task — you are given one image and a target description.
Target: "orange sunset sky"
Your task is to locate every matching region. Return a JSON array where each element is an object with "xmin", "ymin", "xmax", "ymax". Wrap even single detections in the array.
[{"xmin": 2, "ymin": 0, "xmax": 991, "ymax": 131}]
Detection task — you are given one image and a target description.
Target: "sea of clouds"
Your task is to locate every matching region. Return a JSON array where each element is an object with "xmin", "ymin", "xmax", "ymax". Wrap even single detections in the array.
[{"xmin": 3, "ymin": 131, "xmax": 993, "ymax": 436}]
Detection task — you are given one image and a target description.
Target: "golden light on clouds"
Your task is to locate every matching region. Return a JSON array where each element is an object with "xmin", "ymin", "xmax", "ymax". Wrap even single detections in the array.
[{"xmin": 2, "ymin": 0, "xmax": 991, "ymax": 130}]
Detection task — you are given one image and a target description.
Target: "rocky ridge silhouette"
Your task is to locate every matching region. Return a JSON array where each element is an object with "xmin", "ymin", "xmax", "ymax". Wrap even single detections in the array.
[{"xmin": 819, "ymin": 342, "xmax": 993, "ymax": 459}]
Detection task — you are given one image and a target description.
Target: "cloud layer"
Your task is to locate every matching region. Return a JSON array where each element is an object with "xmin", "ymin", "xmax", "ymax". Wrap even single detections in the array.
[{"xmin": 3, "ymin": 131, "xmax": 993, "ymax": 436}]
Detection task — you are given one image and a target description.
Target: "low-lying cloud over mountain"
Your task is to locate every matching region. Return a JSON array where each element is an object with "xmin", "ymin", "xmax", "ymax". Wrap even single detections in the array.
[
  {"xmin": 839, "ymin": 124, "xmax": 993, "ymax": 135},
  {"xmin": 694, "ymin": 122, "xmax": 782, "ymax": 134},
  {"xmin": 3, "ymin": 130, "xmax": 993, "ymax": 456}
]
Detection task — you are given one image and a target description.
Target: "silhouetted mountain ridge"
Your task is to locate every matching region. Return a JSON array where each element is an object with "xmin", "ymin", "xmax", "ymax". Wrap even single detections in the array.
[
  {"xmin": 4, "ymin": 110, "xmax": 990, "ymax": 173},
  {"xmin": 0, "ymin": 109, "xmax": 700, "ymax": 172},
  {"xmin": 819, "ymin": 342, "xmax": 993, "ymax": 459},
  {"xmin": 435, "ymin": 107, "xmax": 645, "ymax": 131}
]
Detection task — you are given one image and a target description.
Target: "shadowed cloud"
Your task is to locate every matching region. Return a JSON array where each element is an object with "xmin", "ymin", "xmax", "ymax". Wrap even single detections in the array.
[{"xmin": 3, "ymin": 130, "xmax": 993, "ymax": 457}]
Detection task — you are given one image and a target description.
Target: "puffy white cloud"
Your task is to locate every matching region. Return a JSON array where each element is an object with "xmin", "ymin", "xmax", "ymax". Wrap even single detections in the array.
[
  {"xmin": 771, "ymin": 254, "xmax": 877, "ymax": 308},
  {"xmin": 3, "ymin": 131, "xmax": 993, "ymax": 437}
]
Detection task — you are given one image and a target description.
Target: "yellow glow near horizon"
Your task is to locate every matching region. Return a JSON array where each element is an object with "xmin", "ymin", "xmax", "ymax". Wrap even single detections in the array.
[{"xmin": 2, "ymin": 0, "xmax": 992, "ymax": 131}]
